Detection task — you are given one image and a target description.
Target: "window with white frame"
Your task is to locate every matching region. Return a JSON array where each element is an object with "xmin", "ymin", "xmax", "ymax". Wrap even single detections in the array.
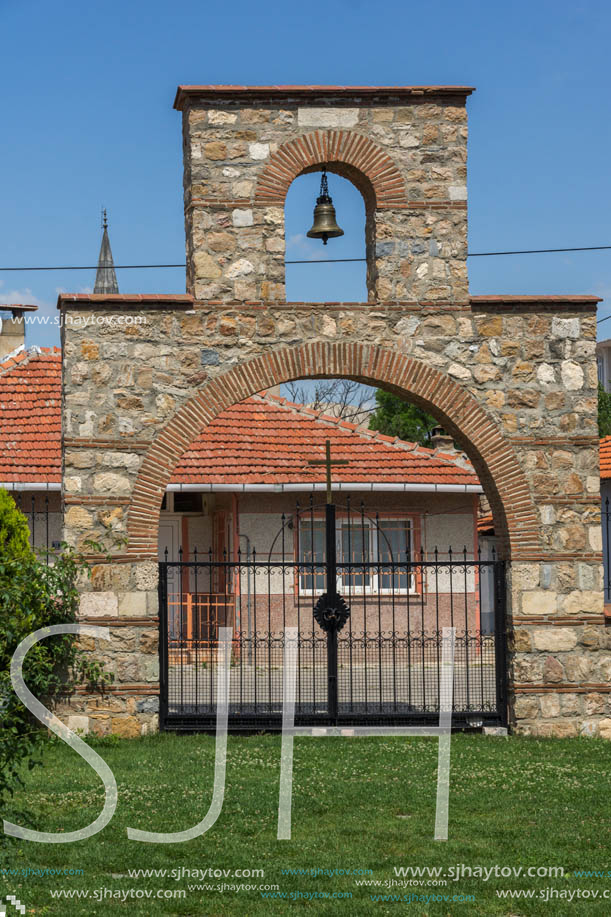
[
  {"xmin": 298, "ymin": 516, "xmax": 416, "ymax": 594},
  {"xmin": 298, "ymin": 519, "xmax": 326, "ymax": 593}
]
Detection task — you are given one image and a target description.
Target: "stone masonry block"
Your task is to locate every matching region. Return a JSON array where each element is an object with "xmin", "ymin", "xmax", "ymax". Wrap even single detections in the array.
[
  {"xmin": 532, "ymin": 629, "xmax": 578, "ymax": 652},
  {"xmin": 521, "ymin": 591, "xmax": 558, "ymax": 616},
  {"xmin": 297, "ymin": 108, "xmax": 359, "ymax": 127},
  {"xmin": 118, "ymin": 592, "xmax": 147, "ymax": 617},
  {"xmin": 67, "ymin": 715, "xmax": 89, "ymax": 734},
  {"xmin": 79, "ymin": 592, "xmax": 118, "ymax": 618}
]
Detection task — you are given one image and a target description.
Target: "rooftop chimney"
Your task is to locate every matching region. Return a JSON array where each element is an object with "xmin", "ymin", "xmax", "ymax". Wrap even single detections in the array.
[
  {"xmin": 430, "ymin": 426, "xmax": 456, "ymax": 451},
  {"xmin": 0, "ymin": 305, "xmax": 38, "ymax": 360}
]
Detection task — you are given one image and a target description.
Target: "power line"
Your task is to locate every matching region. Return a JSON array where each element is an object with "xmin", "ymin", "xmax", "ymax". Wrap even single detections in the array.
[
  {"xmin": 469, "ymin": 245, "xmax": 611, "ymax": 257},
  {"xmin": 1, "ymin": 244, "xmax": 611, "ymax": 272},
  {"xmin": 285, "ymin": 257, "xmax": 366, "ymax": 264},
  {"xmin": 0, "ymin": 264, "xmax": 186, "ymax": 272}
]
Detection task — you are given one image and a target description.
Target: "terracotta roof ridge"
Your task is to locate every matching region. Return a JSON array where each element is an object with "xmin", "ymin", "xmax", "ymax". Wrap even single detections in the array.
[
  {"xmin": 258, "ymin": 389, "xmax": 366, "ymax": 432},
  {"xmin": 258, "ymin": 390, "xmax": 292, "ymax": 408},
  {"xmin": 254, "ymin": 390, "xmax": 474, "ymax": 472},
  {"xmin": 0, "ymin": 345, "xmax": 38, "ymax": 374},
  {"xmin": 0, "ymin": 344, "xmax": 26, "ymax": 371},
  {"xmin": 0, "ymin": 344, "xmax": 63, "ymax": 377},
  {"xmin": 368, "ymin": 434, "xmax": 475, "ymax": 472}
]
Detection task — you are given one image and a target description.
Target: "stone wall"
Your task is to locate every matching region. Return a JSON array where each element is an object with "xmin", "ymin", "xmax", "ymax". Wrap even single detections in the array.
[
  {"xmin": 59, "ymin": 293, "xmax": 605, "ymax": 737},
  {"xmin": 57, "ymin": 85, "xmax": 606, "ymax": 738}
]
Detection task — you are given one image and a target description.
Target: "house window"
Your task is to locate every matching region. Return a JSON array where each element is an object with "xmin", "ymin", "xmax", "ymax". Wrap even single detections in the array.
[
  {"xmin": 160, "ymin": 492, "xmax": 204, "ymax": 514},
  {"xmin": 377, "ymin": 520, "xmax": 412, "ymax": 592},
  {"xmin": 298, "ymin": 516, "xmax": 416, "ymax": 595},
  {"xmin": 298, "ymin": 520, "xmax": 326, "ymax": 593},
  {"xmin": 174, "ymin": 492, "xmax": 203, "ymax": 513},
  {"xmin": 339, "ymin": 522, "xmax": 371, "ymax": 590}
]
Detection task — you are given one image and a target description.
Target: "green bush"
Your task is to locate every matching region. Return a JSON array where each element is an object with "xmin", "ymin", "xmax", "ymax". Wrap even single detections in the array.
[
  {"xmin": 0, "ymin": 490, "xmax": 111, "ymax": 802},
  {"xmin": 0, "ymin": 487, "xmax": 34, "ymax": 560}
]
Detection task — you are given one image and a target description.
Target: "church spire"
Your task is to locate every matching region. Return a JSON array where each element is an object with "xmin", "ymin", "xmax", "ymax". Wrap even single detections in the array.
[{"xmin": 94, "ymin": 209, "xmax": 119, "ymax": 294}]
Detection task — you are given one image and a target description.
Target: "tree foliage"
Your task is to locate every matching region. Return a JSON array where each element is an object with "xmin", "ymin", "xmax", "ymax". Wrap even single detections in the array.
[
  {"xmin": 599, "ymin": 384, "xmax": 611, "ymax": 438},
  {"xmin": 368, "ymin": 390, "xmax": 438, "ymax": 446},
  {"xmin": 0, "ymin": 488, "xmax": 33, "ymax": 560},
  {"xmin": 0, "ymin": 490, "xmax": 111, "ymax": 802}
]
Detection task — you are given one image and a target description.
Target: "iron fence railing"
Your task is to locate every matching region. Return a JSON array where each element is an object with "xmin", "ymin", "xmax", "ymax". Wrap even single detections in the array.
[{"xmin": 158, "ymin": 550, "xmax": 507, "ymax": 731}]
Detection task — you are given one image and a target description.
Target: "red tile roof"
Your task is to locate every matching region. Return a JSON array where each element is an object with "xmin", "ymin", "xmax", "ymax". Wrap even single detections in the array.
[
  {"xmin": 0, "ymin": 350, "xmax": 480, "ymax": 489},
  {"xmin": 172, "ymin": 393, "xmax": 480, "ymax": 488},
  {"xmin": 0, "ymin": 347, "xmax": 62, "ymax": 483},
  {"xmin": 601, "ymin": 437, "xmax": 611, "ymax": 481}
]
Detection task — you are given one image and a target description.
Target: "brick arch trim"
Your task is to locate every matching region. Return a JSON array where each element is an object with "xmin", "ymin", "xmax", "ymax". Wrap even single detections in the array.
[
  {"xmin": 127, "ymin": 342, "xmax": 538, "ymax": 560},
  {"xmin": 254, "ymin": 130, "xmax": 406, "ymax": 206}
]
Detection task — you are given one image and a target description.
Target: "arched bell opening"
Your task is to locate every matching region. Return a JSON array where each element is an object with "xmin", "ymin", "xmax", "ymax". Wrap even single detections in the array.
[{"xmin": 284, "ymin": 162, "xmax": 377, "ymax": 302}]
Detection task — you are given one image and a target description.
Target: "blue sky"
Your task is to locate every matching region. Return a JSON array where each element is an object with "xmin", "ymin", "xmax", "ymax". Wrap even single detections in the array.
[{"xmin": 1, "ymin": 0, "xmax": 611, "ymax": 349}]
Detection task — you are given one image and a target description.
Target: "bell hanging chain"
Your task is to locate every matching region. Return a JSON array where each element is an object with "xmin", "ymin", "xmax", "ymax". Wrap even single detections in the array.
[
  {"xmin": 306, "ymin": 165, "xmax": 344, "ymax": 246},
  {"xmin": 317, "ymin": 168, "xmax": 330, "ymax": 203}
]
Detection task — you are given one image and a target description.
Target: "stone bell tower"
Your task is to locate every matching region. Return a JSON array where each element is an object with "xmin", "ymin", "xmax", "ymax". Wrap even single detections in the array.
[{"xmin": 174, "ymin": 84, "xmax": 472, "ymax": 304}]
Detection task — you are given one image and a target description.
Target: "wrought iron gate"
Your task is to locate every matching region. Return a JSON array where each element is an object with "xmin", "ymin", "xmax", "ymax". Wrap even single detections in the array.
[{"xmin": 159, "ymin": 501, "xmax": 507, "ymax": 730}]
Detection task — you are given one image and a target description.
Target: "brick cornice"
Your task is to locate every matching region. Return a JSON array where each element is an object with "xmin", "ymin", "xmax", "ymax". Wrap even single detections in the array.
[
  {"xmin": 174, "ymin": 85, "xmax": 475, "ymax": 109},
  {"xmin": 192, "ymin": 300, "xmax": 471, "ymax": 311},
  {"xmin": 471, "ymin": 294, "xmax": 601, "ymax": 304},
  {"xmin": 471, "ymin": 295, "xmax": 599, "ymax": 313},
  {"xmin": 57, "ymin": 294, "xmax": 194, "ymax": 310},
  {"xmin": 54, "ymin": 296, "xmax": 598, "ymax": 314}
]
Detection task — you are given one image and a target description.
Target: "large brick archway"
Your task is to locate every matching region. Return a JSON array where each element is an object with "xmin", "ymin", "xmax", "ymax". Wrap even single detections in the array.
[
  {"xmin": 58, "ymin": 85, "xmax": 605, "ymax": 739},
  {"xmin": 126, "ymin": 342, "xmax": 536, "ymax": 561}
]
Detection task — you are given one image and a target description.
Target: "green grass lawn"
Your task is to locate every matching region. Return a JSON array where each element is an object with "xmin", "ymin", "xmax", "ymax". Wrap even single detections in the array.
[{"xmin": 1, "ymin": 733, "xmax": 610, "ymax": 915}]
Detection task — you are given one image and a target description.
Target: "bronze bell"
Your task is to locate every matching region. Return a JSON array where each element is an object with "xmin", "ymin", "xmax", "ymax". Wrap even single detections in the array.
[{"xmin": 306, "ymin": 167, "xmax": 344, "ymax": 245}]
